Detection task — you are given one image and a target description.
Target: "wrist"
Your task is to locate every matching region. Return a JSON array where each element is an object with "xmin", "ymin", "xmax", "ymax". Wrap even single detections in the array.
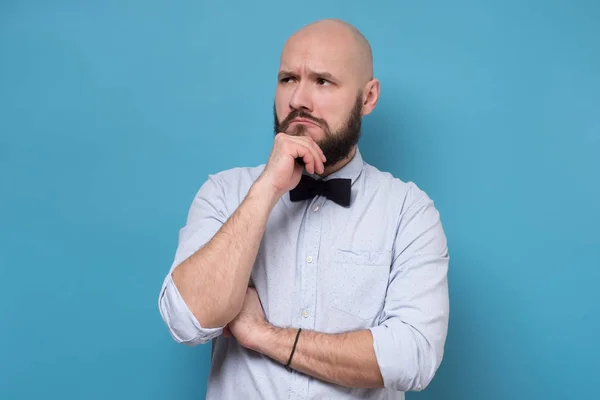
[
  {"xmin": 253, "ymin": 323, "xmax": 279, "ymax": 355},
  {"xmin": 250, "ymin": 176, "xmax": 284, "ymax": 208},
  {"xmin": 254, "ymin": 325, "xmax": 300, "ymax": 368}
]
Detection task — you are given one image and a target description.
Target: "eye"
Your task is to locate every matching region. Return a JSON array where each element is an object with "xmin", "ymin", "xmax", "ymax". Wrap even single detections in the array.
[
  {"xmin": 316, "ymin": 78, "xmax": 331, "ymax": 86},
  {"xmin": 279, "ymin": 76, "xmax": 296, "ymax": 84}
]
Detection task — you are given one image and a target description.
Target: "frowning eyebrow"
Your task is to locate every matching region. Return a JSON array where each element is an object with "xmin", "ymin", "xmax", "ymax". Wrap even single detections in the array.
[{"xmin": 278, "ymin": 69, "xmax": 338, "ymax": 83}]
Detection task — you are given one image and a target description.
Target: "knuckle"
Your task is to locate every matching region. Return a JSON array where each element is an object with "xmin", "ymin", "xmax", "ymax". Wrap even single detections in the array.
[{"xmin": 274, "ymin": 132, "xmax": 287, "ymax": 144}]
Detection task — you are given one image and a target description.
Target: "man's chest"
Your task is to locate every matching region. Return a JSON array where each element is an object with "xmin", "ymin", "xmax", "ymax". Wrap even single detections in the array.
[{"xmin": 250, "ymin": 197, "xmax": 398, "ymax": 333}]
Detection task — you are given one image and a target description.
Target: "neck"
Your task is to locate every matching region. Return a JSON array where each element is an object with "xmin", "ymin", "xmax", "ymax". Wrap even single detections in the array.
[{"xmin": 319, "ymin": 146, "xmax": 356, "ymax": 177}]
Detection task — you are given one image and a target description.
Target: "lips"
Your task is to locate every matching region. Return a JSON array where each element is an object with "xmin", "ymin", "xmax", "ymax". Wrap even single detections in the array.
[{"xmin": 290, "ymin": 118, "xmax": 320, "ymax": 128}]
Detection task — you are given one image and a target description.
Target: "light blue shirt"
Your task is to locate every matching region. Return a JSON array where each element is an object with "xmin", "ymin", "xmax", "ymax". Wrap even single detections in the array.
[{"xmin": 158, "ymin": 148, "xmax": 449, "ymax": 399}]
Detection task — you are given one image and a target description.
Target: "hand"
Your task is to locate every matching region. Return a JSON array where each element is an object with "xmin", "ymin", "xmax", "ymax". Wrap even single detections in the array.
[
  {"xmin": 257, "ymin": 132, "xmax": 326, "ymax": 196},
  {"xmin": 224, "ymin": 287, "xmax": 270, "ymax": 351}
]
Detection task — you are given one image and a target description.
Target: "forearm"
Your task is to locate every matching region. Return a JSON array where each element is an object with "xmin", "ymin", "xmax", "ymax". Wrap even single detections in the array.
[
  {"xmin": 172, "ymin": 179, "xmax": 279, "ymax": 328},
  {"xmin": 257, "ymin": 327, "xmax": 384, "ymax": 389}
]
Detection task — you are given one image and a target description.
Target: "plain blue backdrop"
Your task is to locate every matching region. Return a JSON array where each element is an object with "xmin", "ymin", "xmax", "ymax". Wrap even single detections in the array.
[{"xmin": 1, "ymin": 1, "xmax": 599, "ymax": 399}]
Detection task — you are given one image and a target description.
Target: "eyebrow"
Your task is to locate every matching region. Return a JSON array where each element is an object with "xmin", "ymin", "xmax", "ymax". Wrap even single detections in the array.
[{"xmin": 278, "ymin": 69, "xmax": 338, "ymax": 83}]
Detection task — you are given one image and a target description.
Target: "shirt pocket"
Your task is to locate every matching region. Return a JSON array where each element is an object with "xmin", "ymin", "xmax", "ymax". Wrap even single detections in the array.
[{"xmin": 330, "ymin": 249, "xmax": 392, "ymax": 321}]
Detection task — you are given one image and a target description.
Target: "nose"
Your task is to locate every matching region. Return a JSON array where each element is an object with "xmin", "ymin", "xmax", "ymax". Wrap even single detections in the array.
[{"xmin": 289, "ymin": 81, "xmax": 313, "ymax": 113}]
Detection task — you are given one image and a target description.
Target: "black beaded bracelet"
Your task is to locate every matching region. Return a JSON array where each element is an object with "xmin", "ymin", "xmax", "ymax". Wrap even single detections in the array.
[{"xmin": 285, "ymin": 328, "xmax": 302, "ymax": 371}]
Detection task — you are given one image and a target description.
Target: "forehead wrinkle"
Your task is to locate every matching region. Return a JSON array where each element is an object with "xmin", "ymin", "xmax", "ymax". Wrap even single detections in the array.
[
  {"xmin": 280, "ymin": 43, "xmax": 357, "ymax": 83},
  {"xmin": 280, "ymin": 19, "xmax": 374, "ymax": 85}
]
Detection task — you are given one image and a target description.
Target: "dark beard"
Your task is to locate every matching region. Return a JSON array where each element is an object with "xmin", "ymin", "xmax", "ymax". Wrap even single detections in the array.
[{"xmin": 273, "ymin": 94, "xmax": 363, "ymax": 168}]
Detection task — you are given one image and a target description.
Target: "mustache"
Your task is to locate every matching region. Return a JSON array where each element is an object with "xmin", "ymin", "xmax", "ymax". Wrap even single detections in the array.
[{"xmin": 280, "ymin": 110, "xmax": 328, "ymax": 131}]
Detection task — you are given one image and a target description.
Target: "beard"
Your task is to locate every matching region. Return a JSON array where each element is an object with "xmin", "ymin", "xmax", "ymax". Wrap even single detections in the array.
[{"xmin": 273, "ymin": 93, "xmax": 363, "ymax": 168}]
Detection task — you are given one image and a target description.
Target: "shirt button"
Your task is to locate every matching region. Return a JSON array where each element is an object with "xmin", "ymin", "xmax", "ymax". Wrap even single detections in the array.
[
  {"xmin": 313, "ymin": 205, "xmax": 320, "ymax": 212},
  {"xmin": 306, "ymin": 256, "xmax": 313, "ymax": 263},
  {"xmin": 302, "ymin": 310, "xmax": 309, "ymax": 318}
]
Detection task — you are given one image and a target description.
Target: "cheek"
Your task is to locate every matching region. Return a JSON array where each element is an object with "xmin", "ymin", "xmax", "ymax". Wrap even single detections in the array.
[
  {"xmin": 275, "ymin": 86, "xmax": 292, "ymax": 110},
  {"xmin": 312, "ymin": 94, "xmax": 349, "ymax": 128},
  {"xmin": 327, "ymin": 99, "xmax": 357, "ymax": 131},
  {"xmin": 319, "ymin": 109, "xmax": 345, "ymax": 133}
]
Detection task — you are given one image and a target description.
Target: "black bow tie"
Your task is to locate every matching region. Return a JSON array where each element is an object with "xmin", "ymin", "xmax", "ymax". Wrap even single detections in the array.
[{"xmin": 289, "ymin": 174, "xmax": 352, "ymax": 207}]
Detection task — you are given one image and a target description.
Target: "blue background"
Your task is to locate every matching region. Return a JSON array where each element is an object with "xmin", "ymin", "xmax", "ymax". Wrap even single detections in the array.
[{"xmin": 1, "ymin": 1, "xmax": 599, "ymax": 399}]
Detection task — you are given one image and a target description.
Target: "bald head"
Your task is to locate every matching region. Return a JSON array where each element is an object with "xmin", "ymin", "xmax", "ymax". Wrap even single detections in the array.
[
  {"xmin": 274, "ymin": 18, "xmax": 380, "ymax": 169},
  {"xmin": 281, "ymin": 19, "xmax": 374, "ymax": 84}
]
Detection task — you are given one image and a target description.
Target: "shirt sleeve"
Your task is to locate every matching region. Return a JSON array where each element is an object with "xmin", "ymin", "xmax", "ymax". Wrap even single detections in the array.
[
  {"xmin": 369, "ymin": 183, "xmax": 450, "ymax": 391},
  {"xmin": 158, "ymin": 174, "xmax": 229, "ymax": 346}
]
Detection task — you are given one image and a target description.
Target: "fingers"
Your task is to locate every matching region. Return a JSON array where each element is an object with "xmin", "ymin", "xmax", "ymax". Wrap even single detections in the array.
[
  {"xmin": 286, "ymin": 136, "xmax": 326, "ymax": 175},
  {"xmin": 298, "ymin": 147, "xmax": 319, "ymax": 175},
  {"xmin": 309, "ymin": 139, "xmax": 327, "ymax": 164},
  {"xmin": 290, "ymin": 135, "xmax": 326, "ymax": 163}
]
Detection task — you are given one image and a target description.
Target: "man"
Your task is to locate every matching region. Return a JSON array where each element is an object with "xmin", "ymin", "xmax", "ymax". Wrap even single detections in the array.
[{"xmin": 158, "ymin": 18, "xmax": 449, "ymax": 399}]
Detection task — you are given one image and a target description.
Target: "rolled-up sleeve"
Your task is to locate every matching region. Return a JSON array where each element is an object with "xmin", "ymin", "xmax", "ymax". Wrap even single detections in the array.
[
  {"xmin": 158, "ymin": 174, "xmax": 229, "ymax": 346},
  {"xmin": 369, "ymin": 185, "xmax": 450, "ymax": 391}
]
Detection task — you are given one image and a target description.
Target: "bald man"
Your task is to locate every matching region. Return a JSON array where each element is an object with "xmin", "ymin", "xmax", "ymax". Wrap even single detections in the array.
[{"xmin": 159, "ymin": 19, "xmax": 449, "ymax": 399}]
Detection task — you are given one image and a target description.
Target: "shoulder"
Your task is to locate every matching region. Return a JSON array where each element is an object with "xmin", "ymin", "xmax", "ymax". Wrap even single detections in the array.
[
  {"xmin": 208, "ymin": 164, "xmax": 266, "ymax": 191},
  {"xmin": 361, "ymin": 162, "xmax": 434, "ymax": 215},
  {"xmin": 360, "ymin": 163, "xmax": 447, "ymax": 255},
  {"xmin": 193, "ymin": 164, "xmax": 266, "ymax": 212}
]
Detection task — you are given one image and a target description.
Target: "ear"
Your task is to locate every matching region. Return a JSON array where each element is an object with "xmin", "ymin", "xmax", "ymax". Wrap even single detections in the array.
[{"xmin": 360, "ymin": 78, "xmax": 380, "ymax": 116}]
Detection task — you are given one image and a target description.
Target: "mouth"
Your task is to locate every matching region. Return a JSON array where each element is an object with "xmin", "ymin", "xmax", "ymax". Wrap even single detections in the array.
[{"xmin": 290, "ymin": 118, "xmax": 320, "ymax": 128}]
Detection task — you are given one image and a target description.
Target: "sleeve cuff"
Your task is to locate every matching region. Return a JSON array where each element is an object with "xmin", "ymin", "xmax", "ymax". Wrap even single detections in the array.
[
  {"xmin": 369, "ymin": 322, "xmax": 425, "ymax": 392},
  {"xmin": 159, "ymin": 275, "xmax": 223, "ymax": 345}
]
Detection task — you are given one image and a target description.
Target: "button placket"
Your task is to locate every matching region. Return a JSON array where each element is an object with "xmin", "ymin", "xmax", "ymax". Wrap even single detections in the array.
[{"xmin": 301, "ymin": 199, "xmax": 322, "ymax": 331}]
